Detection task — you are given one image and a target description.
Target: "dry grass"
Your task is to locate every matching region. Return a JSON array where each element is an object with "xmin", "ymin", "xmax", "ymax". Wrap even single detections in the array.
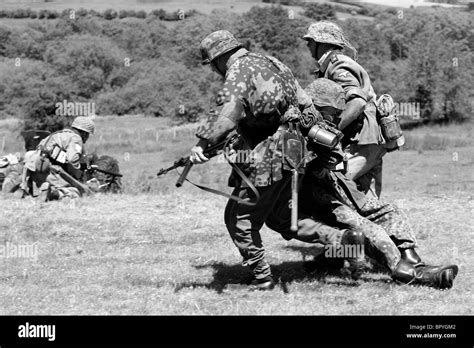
[
  {"xmin": 0, "ymin": 192, "xmax": 472, "ymax": 315},
  {"xmin": 0, "ymin": 115, "xmax": 473, "ymax": 315}
]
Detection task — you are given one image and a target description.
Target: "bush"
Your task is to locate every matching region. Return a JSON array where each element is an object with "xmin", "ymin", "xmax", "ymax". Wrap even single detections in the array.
[
  {"xmin": 136, "ymin": 10, "xmax": 147, "ymax": 19},
  {"xmin": 46, "ymin": 10, "xmax": 59, "ymax": 19},
  {"xmin": 103, "ymin": 9, "xmax": 118, "ymax": 20},
  {"xmin": 77, "ymin": 8, "xmax": 89, "ymax": 17},
  {"xmin": 43, "ymin": 35, "xmax": 125, "ymax": 98},
  {"xmin": 12, "ymin": 9, "xmax": 30, "ymax": 19},
  {"xmin": 127, "ymin": 10, "xmax": 138, "ymax": 18},
  {"xmin": 118, "ymin": 10, "xmax": 129, "ymax": 19},
  {"xmin": 89, "ymin": 9, "xmax": 102, "ymax": 18},
  {"xmin": 150, "ymin": 9, "xmax": 166, "ymax": 19},
  {"xmin": 303, "ymin": 3, "xmax": 336, "ymax": 20}
]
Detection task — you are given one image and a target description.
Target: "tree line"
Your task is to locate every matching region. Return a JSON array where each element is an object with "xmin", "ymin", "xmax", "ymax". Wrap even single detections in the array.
[{"xmin": 0, "ymin": 5, "xmax": 472, "ymax": 131}]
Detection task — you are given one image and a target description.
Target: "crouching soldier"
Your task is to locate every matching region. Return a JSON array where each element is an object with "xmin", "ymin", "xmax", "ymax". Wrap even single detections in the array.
[
  {"xmin": 0, "ymin": 153, "xmax": 23, "ymax": 194},
  {"xmin": 19, "ymin": 116, "xmax": 95, "ymax": 201},
  {"xmin": 302, "ymin": 79, "xmax": 459, "ymax": 289}
]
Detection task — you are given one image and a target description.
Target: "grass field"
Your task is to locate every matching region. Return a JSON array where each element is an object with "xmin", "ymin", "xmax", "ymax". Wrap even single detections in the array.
[{"xmin": 0, "ymin": 115, "xmax": 473, "ymax": 315}]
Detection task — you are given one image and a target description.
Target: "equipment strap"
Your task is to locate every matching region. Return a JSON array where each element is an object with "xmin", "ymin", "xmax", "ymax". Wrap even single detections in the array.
[{"xmin": 180, "ymin": 136, "xmax": 261, "ymax": 206}]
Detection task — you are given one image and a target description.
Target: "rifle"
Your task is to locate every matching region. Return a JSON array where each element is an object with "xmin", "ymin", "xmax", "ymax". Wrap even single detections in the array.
[
  {"xmin": 157, "ymin": 132, "xmax": 240, "ymax": 187},
  {"xmin": 88, "ymin": 164, "xmax": 123, "ymax": 178}
]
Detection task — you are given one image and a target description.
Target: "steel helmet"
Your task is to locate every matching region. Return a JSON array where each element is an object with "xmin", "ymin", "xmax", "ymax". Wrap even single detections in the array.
[
  {"xmin": 200, "ymin": 30, "xmax": 243, "ymax": 65},
  {"xmin": 303, "ymin": 21, "xmax": 357, "ymax": 59},
  {"xmin": 71, "ymin": 116, "xmax": 95, "ymax": 134},
  {"xmin": 305, "ymin": 78, "xmax": 346, "ymax": 111}
]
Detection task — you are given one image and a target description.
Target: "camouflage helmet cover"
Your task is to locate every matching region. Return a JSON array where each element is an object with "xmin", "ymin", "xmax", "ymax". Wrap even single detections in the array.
[
  {"xmin": 303, "ymin": 21, "xmax": 347, "ymax": 48},
  {"xmin": 71, "ymin": 116, "xmax": 95, "ymax": 135},
  {"xmin": 305, "ymin": 78, "xmax": 346, "ymax": 111},
  {"xmin": 200, "ymin": 30, "xmax": 243, "ymax": 65}
]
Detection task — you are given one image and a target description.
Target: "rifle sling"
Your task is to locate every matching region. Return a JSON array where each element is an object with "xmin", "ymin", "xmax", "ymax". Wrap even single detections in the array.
[{"xmin": 181, "ymin": 136, "xmax": 261, "ymax": 206}]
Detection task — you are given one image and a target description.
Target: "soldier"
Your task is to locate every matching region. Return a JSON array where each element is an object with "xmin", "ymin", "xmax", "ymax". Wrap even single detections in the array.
[
  {"xmin": 191, "ymin": 30, "xmax": 364, "ymax": 290},
  {"xmin": 0, "ymin": 153, "xmax": 23, "ymax": 194},
  {"xmin": 301, "ymin": 79, "xmax": 458, "ymax": 289},
  {"xmin": 302, "ymin": 21, "xmax": 399, "ymax": 199},
  {"xmin": 19, "ymin": 116, "xmax": 95, "ymax": 201}
]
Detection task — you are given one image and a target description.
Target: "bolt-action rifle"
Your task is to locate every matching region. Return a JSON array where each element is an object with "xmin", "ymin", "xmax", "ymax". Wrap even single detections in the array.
[{"xmin": 157, "ymin": 132, "xmax": 240, "ymax": 187}]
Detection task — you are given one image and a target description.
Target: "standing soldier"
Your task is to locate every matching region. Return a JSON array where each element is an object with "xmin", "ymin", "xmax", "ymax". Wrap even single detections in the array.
[
  {"xmin": 191, "ymin": 30, "xmax": 364, "ymax": 290},
  {"xmin": 302, "ymin": 21, "xmax": 400, "ymax": 198},
  {"xmin": 19, "ymin": 116, "xmax": 95, "ymax": 201}
]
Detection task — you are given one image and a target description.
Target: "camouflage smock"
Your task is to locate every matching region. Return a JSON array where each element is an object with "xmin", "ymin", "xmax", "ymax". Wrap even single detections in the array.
[{"xmin": 196, "ymin": 48, "xmax": 316, "ymax": 187}]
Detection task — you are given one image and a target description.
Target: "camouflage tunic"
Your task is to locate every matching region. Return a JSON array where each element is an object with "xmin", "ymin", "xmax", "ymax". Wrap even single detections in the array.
[
  {"xmin": 196, "ymin": 48, "xmax": 316, "ymax": 187},
  {"xmin": 302, "ymin": 164, "xmax": 417, "ymax": 271}
]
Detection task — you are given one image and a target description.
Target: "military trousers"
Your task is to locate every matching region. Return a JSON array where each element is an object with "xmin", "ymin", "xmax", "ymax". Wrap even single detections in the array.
[
  {"xmin": 224, "ymin": 173, "xmax": 347, "ymax": 279},
  {"xmin": 357, "ymin": 197, "xmax": 417, "ymax": 250},
  {"xmin": 344, "ymin": 143, "xmax": 386, "ymax": 199},
  {"xmin": 307, "ymin": 176, "xmax": 403, "ymax": 272}
]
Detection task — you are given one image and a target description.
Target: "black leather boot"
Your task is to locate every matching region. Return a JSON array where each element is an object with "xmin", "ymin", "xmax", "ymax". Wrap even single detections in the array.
[
  {"xmin": 392, "ymin": 259, "xmax": 458, "ymax": 289},
  {"xmin": 341, "ymin": 229, "xmax": 366, "ymax": 280},
  {"xmin": 400, "ymin": 248, "xmax": 424, "ymax": 267},
  {"xmin": 249, "ymin": 275, "xmax": 275, "ymax": 291}
]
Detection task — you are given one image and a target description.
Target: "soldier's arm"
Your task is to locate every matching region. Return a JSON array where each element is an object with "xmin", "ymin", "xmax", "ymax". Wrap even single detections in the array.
[
  {"xmin": 192, "ymin": 96, "xmax": 244, "ymax": 163},
  {"xmin": 195, "ymin": 97, "xmax": 243, "ymax": 146},
  {"xmin": 338, "ymin": 98, "xmax": 366, "ymax": 130},
  {"xmin": 193, "ymin": 65, "xmax": 248, "ymax": 162},
  {"xmin": 328, "ymin": 60, "xmax": 369, "ymax": 131},
  {"xmin": 65, "ymin": 136, "xmax": 85, "ymax": 178}
]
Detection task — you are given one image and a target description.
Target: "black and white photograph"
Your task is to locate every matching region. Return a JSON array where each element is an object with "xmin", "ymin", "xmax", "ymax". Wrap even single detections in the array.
[{"xmin": 0, "ymin": 0, "xmax": 472, "ymax": 345}]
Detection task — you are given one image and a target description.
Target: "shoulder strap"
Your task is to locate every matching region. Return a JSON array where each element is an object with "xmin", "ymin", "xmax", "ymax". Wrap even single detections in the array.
[{"xmin": 38, "ymin": 130, "xmax": 63, "ymax": 151}]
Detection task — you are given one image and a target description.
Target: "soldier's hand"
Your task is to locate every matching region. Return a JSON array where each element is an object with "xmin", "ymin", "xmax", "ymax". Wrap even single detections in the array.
[{"xmin": 190, "ymin": 146, "xmax": 209, "ymax": 164}]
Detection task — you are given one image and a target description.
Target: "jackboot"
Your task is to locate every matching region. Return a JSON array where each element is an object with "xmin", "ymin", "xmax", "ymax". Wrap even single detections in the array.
[
  {"xmin": 400, "ymin": 248, "xmax": 424, "ymax": 267},
  {"xmin": 392, "ymin": 259, "xmax": 458, "ymax": 289},
  {"xmin": 341, "ymin": 229, "xmax": 365, "ymax": 280}
]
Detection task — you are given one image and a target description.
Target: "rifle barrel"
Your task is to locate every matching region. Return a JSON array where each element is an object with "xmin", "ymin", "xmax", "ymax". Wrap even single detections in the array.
[
  {"xmin": 90, "ymin": 165, "xmax": 123, "ymax": 177},
  {"xmin": 176, "ymin": 161, "xmax": 193, "ymax": 187}
]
